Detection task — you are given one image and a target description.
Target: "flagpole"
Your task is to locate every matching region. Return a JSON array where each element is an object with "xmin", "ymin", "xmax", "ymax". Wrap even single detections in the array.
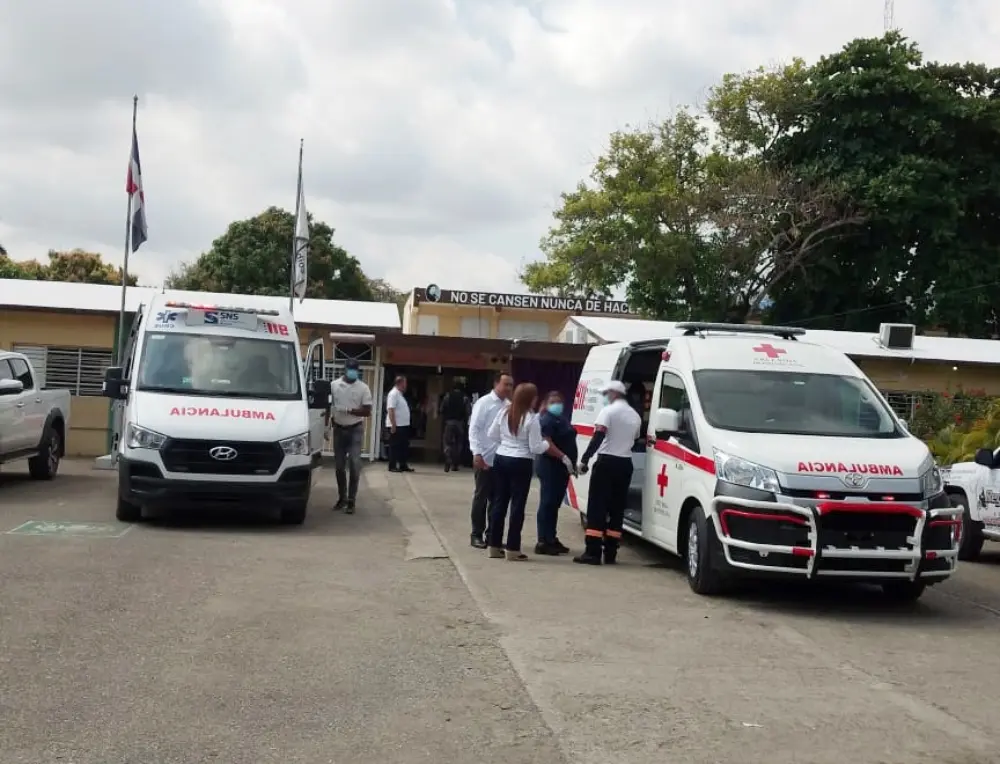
[
  {"xmin": 290, "ymin": 138, "xmax": 304, "ymax": 314},
  {"xmin": 115, "ymin": 94, "xmax": 138, "ymax": 365}
]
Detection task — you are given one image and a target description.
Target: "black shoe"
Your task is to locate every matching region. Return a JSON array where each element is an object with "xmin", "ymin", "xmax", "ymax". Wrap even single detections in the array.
[
  {"xmin": 400, "ymin": 466, "xmax": 415, "ymax": 472},
  {"xmin": 344, "ymin": 500, "xmax": 355, "ymax": 515},
  {"xmin": 444, "ymin": 464, "xmax": 451, "ymax": 472},
  {"xmin": 452, "ymin": 466, "xmax": 460, "ymax": 472},
  {"xmin": 573, "ymin": 553, "xmax": 602, "ymax": 566},
  {"xmin": 388, "ymin": 466, "xmax": 401, "ymax": 473},
  {"xmin": 534, "ymin": 542, "xmax": 560, "ymax": 556},
  {"xmin": 334, "ymin": 498, "xmax": 347, "ymax": 511},
  {"xmin": 553, "ymin": 538, "xmax": 570, "ymax": 554},
  {"xmin": 470, "ymin": 535, "xmax": 487, "ymax": 549},
  {"xmin": 603, "ymin": 553, "xmax": 617, "ymax": 565}
]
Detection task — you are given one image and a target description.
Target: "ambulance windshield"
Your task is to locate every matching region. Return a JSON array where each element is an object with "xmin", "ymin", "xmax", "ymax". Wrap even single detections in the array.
[
  {"xmin": 136, "ymin": 332, "xmax": 302, "ymax": 401},
  {"xmin": 692, "ymin": 370, "xmax": 903, "ymax": 438}
]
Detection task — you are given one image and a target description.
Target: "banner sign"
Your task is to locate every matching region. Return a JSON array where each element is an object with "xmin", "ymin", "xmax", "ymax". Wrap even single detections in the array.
[{"xmin": 418, "ymin": 288, "xmax": 631, "ymax": 314}]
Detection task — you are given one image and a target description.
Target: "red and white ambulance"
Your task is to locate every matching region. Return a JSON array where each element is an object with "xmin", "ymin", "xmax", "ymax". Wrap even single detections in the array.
[
  {"xmin": 568, "ymin": 322, "xmax": 961, "ymax": 600},
  {"xmin": 102, "ymin": 294, "xmax": 330, "ymax": 525}
]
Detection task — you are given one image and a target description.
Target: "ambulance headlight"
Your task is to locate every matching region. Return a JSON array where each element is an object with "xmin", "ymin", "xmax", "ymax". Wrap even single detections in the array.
[
  {"xmin": 919, "ymin": 457, "xmax": 944, "ymax": 497},
  {"xmin": 279, "ymin": 432, "xmax": 310, "ymax": 456},
  {"xmin": 713, "ymin": 450, "xmax": 780, "ymax": 494},
  {"xmin": 126, "ymin": 424, "xmax": 166, "ymax": 450}
]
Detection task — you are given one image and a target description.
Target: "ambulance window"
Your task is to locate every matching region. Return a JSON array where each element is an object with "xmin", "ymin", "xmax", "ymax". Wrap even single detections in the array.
[{"xmin": 658, "ymin": 372, "xmax": 699, "ymax": 451}]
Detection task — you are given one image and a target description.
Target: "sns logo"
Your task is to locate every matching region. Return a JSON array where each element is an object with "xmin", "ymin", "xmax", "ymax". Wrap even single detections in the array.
[
  {"xmin": 204, "ymin": 310, "xmax": 241, "ymax": 325},
  {"xmin": 155, "ymin": 311, "xmax": 178, "ymax": 324}
]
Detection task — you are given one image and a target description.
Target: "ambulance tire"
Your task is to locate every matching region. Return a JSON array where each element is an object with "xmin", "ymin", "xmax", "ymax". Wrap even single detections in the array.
[
  {"xmin": 949, "ymin": 491, "xmax": 984, "ymax": 562},
  {"xmin": 685, "ymin": 504, "xmax": 727, "ymax": 596},
  {"xmin": 116, "ymin": 495, "xmax": 142, "ymax": 523}
]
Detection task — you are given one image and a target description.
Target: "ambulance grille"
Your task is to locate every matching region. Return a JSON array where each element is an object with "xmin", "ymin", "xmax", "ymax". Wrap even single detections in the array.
[{"xmin": 162, "ymin": 439, "xmax": 284, "ymax": 476}]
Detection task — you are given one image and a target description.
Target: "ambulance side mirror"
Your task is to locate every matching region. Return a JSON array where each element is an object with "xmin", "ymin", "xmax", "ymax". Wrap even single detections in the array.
[
  {"xmin": 974, "ymin": 447, "xmax": 995, "ymax": 468},
  {"xmin": 653, "ymin": 408, "xmax": 681, "ymax": 436},
  {"xmin": 102, "ymin": 367, "xmax": 129, "ymax": 400}
]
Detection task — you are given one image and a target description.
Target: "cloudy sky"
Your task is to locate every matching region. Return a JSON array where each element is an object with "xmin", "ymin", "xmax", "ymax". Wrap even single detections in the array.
[{"xmin": 0, "ymin": 0, "xmax": 995, "ymax": 295}]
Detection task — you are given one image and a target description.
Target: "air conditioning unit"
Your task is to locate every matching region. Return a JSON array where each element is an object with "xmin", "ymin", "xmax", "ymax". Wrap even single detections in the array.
[{"xmin": 878, "ymin": 323, "xmax": 916, "ymax": 350}]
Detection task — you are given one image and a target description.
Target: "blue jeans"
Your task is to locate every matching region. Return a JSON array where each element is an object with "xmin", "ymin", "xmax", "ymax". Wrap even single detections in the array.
[
  {"xmin": 536, "ymin": 459, "xmax": 569, "ymax": 543},
  {"xmin": 488, "ymin": 455, "xmax": 534, "ymax": 551}
]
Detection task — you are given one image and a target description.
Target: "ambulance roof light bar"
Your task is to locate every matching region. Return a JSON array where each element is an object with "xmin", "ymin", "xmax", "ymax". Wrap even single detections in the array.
[
  {"xmin": 164, "ymin": 301, "xmax": 281, "ymax": 317},
  {"xmin": 675, "ymin": 322, "xmax": 805, "ymax": 341}
]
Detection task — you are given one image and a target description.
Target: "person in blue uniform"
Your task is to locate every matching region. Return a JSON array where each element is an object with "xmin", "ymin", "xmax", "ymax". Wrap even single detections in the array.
[{"xmin": 534, "ymin": 390, "xmax": 578, "ymax": 555}]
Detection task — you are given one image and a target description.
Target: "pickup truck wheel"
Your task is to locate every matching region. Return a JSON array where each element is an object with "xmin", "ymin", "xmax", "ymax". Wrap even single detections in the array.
[
  {"xmin": 280, "ymin": 502, "xmax": 308, "ymax": 525},
  {"xmin": 880, "ymin": 580, "xmax": 926, "ymax": 603},
  {"xmin": 28, "ymin": 427, "xmax": 60, "ymax": 480},
  {"xmin": 116, "ymin": 495, "xmax": 142, "ymax": 523},
  {"xmin": 686, "ymin": 505, "xmax": 727, "ymax": 596},
  {"xmin": 949, "ymin": 493, "xmax": 985, "ymax": 562}
]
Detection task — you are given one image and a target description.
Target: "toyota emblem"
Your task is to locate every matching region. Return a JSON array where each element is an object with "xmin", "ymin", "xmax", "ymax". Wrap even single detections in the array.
[
  {"xmin": 209, "ymin": 446, "xmax": 238, "ymax": 461},
  {"xmin": 842, "ymin": 471, "xmax": 868, "ymax": 489}
]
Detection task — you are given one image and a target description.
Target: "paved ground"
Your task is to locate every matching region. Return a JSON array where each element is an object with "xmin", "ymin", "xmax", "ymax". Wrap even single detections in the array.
[{"xmin": 1, "ymin": 460, "xmax": 999, "ymax": 763}]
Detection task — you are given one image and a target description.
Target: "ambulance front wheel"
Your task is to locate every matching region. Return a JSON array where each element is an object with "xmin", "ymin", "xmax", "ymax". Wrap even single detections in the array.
[{"xmin": 685, "ymin": 504, "xmax": 727, "ymax": 596}]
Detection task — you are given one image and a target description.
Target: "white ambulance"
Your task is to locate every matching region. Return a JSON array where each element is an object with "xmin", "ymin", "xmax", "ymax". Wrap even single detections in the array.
[
  {"xmin": 569, "ymin": 322, "xmax": 961, "ymax": 601},
  {"xmin": 103, "ymin": 296, "xmax": 330, "ymax": 525}
]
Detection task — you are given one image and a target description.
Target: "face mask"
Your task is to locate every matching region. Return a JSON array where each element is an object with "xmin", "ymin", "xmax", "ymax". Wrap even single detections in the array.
[
  {"xmin": 547, "ymin": 403, "xmax": 564, "ymax": 416},
  {"xmin": 602, "ymin": 395, "xmax": 610, "ymax": 406},
  {"xmin": 345, "ymin": 369, "xmax": 359, "ymax": 382}
]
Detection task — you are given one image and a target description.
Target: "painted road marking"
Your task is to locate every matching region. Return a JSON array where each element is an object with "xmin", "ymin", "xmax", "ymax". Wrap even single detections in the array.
[{"xmin": 6, "ymin": 520, "xmax": 132, "ymax": 538}]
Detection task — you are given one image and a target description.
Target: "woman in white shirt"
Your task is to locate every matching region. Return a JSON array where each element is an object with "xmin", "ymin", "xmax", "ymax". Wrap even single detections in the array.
[{"xmin": 486, "ymin": 382, "xmax": 576, "ymax": 560}]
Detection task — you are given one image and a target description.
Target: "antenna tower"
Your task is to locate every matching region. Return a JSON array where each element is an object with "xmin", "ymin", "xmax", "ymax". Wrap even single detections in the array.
[{"xmin": 884, "ymin": 0, "xmax": 894, "ymax": 31}]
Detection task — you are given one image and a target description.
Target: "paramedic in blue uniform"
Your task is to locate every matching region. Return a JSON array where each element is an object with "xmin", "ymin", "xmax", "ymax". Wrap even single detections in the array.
[
  {"xmin": 534, "ymin": 390, "xmax": 577, "ymax": 555},
  {"xmin": 574, "ymin": 381, "xmax": 642, "ymax": 565}
]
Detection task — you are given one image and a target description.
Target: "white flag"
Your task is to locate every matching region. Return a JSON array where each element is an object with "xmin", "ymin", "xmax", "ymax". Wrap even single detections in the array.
[{"xmin": 292, "ymin": 179, "xmax": 309, "ymax": 302}]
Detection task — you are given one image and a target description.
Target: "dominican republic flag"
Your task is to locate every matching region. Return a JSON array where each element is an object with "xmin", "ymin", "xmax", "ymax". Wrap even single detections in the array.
[{"xmin": 126, "ymin": 126, "xmax": 147, "ymax": 252}]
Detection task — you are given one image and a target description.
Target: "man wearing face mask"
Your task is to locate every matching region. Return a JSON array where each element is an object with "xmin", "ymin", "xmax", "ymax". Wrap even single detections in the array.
[
  {"xmin": 575, "ymin": 381, "xmax": 641, "ymax": 565},
  {"xmin": 331, "ymin": 359, "xmax": 373, "ymax": 514}
]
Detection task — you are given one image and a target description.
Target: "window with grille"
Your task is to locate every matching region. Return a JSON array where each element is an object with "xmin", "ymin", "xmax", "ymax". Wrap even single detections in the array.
[
  {"xmin": 884, "ymin": 391, "xmax": 920, "ymax": 420},
  {"xmin": 11, "ymin": 344, "xmax": 114, "ymax": 396}
]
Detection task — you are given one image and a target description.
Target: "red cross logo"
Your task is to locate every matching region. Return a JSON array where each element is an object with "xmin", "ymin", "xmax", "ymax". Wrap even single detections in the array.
[
  {"xmin": 657, "ymin": 465, "xmax": 669, "ymax": 496},
  {"xmin": 753, "ymin": 343, "xmax": 786, "ymax": 359}
]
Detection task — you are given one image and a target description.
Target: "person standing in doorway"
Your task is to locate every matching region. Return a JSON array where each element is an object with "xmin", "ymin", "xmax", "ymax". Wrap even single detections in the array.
[
  {"xmin": 386, "ymin": 375, "xmax": 413, "ymax": 472},
  {"xmin": 487, "ymin": 382, "xmax": 575, "ymax": 561},
  {"xmin": 467, "ymin": 372, "xmax": 513, "ymax": 548},
  {"xmin": 331, "ymin": 359, "xmax": 373, "ymax": 513},
  {"xmin": 574, "ymin": 381, "xmax": 641, "ymax": 566},
  {"xmin": 534, "ymin": 390, "xmax": 577, "ymax": 555},
  {"xmin": 440, "ymin": 382, "xmax": 470, "ymax": 473}
]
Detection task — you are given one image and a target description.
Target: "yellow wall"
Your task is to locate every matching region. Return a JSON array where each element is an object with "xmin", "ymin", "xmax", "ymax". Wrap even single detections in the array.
[
  {"xmin": 0, "ymin": 309, "xmax": 116, "ymax": 457},
  {"xmin": 857, "ymin": 357, "xmax": 1000, "ymax": 395},
  {"xmin": 404, "ymin": 303, "xmax": 573, "ymax": 340}
]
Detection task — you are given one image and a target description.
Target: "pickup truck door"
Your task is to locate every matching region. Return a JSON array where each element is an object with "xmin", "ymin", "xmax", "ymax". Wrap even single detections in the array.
[
  {"xmin": 303, "ymin": 338, "xmax": 327, "ymax": 455},
  {"xmin": 8, "ymin": 357, "xmax": 45, "ymax": 450},
  {"xmin": 0, "ymin": 360, "xmax": 30, "ymax": 453}
]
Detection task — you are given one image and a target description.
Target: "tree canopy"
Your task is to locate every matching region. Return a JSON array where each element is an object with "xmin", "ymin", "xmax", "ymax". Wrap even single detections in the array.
[
  {"xmin": 0, "ymin": 248, "xmax": 136, "ymax": 286},
  {"xmin": 524, "ymin": 33, "xmax": 1000, "ymax": 334},
  {"xmin": 167, "ymin": 206, "xmax": 378, "ymax": 302}
]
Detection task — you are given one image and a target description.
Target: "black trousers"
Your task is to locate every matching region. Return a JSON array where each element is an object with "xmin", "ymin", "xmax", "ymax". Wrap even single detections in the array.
[
  {"xmin": 471, "ymin": 465, "xmax": 493, "ymax": 539},
  {"xmin": 584, "ymin": 454, "xmax": 633, "ymax": 559},
  {"xmin": 488, "ymin": 455, "xmax": 534, "ymax": 552},
  {"xmin": 388, "ymin": 426, "xmax": 411, "ymax": 470}
]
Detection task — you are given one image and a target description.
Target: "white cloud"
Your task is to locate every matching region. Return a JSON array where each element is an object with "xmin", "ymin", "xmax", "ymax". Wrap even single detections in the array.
[{"xmin": 1, "ymin": 0, "xmax": 997, "ymax": 294}]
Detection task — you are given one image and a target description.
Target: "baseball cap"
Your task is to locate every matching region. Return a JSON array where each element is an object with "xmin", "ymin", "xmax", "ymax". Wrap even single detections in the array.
[
  {"xmin": 345, "ymin": 359, "xmax": 360, "ymax": 370},
  {"xmin": 600, "ymin": 381, "xmax": 627, "ymax": 396}
]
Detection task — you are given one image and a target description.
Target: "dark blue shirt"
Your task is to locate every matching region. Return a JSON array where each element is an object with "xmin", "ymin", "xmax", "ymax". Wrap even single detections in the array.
[{"xmin": 538, "ymin": 410, "xmax": 578, "ymax": 466}]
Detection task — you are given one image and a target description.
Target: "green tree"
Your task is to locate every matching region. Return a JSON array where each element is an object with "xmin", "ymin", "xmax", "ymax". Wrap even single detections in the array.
[
  {"xmin": 522, "ymin": 110, "xmax": 860, "ymax": 321},
  {"xmin": 711, "ymin": 34, "xmax": 1000, "ymax": 334},
  {"xmin": 168, "ymin": 206, "xmax": 375, "ymax": 301},
  {"xmin": 0, "ymin": 248, "xmax": 133, "ymax": 285}
]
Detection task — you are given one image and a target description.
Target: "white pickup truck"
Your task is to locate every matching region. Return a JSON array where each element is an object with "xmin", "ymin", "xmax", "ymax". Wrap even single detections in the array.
[
  {"xmin": 0, "ymin": 350, "xmax": 71, "ymax": 479},
  {"xmin": 942, "ymin": 449, "xmax": 1000, "ymax": 561}
]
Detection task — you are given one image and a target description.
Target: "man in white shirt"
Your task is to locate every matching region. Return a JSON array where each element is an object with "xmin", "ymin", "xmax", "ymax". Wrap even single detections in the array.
[
  {"xmin": 575, "ymin": 380, "xmax": 642, "ymax": 566},
  {"xmin": 385, "ymin": 375, "xmax": 413, "ymax": 473},
  {"xmin": 467, "ymin": 372, "xmax": 513, "ymax": 548},
  {"xmin": 330, "ymin": 359, "xmax": 372, "ymax": 514}
]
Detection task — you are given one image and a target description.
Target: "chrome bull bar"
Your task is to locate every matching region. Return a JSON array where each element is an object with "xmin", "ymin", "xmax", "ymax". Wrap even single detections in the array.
[{"xmin": 707, "ymin": 497, "xmax": 962, "ymax": 581}]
